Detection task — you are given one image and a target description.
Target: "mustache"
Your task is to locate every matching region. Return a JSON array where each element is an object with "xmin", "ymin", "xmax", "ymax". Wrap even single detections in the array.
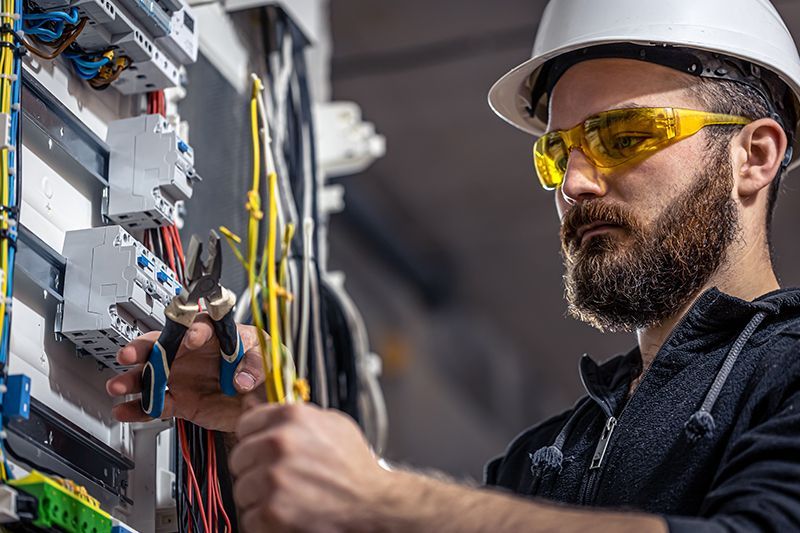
[{"xmin": 560, "ymin": 200, "xmax": 640, "ymax": 247}]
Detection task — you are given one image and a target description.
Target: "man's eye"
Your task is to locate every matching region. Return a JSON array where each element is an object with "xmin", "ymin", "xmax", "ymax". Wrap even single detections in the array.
[{"xmin": 613, "ymin": 135, "xmax": 648, "ymax": 150}]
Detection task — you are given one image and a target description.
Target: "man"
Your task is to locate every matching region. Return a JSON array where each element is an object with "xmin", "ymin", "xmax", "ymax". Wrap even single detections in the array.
[{"xmin": 106, "ymin": 0, "xmax": 800, "ymax": 531}]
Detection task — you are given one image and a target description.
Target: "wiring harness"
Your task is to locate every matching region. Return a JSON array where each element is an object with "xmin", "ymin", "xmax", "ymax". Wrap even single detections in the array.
[
  {"xmin": 224, "ymin": 6, "xmax": 387, "ymax": 452},
  {"xmin": 20, "ymin": 4, "xmax": 130, "ymax": 90},
  {"xmin": 0, "ymin": 0, "xmax": 22, "ymax": 483}
]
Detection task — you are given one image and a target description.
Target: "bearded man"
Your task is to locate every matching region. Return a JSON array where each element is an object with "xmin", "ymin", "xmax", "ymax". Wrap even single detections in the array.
[{"xmin": 107, "ymin": 0, "xmax": 800, "ymax": 531}]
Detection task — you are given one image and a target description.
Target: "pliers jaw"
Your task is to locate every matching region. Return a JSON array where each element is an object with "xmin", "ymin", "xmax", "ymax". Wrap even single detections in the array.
[{"xmin": 183, "ymin": 230, "xmax": 224, "ymax": 304}]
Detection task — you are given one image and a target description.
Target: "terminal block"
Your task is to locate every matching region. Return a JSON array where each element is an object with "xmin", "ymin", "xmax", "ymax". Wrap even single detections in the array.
[
  {"xmin": 57, "ymin": 225, "xmax": 182, "ymax": 370},
  {"xmin": 116, "ymin": 0, "xmax": 198, "ymax": 65},
  {"xmin": 105, "ymin": 114, "xmax": 198, "ymax": 229},
  {"xmin": 48, "ymin": 0, "xmax": 181, "ymax": 92},
  {"xmin": 9, "ymin": 471, "xmax": 112, "ymax": 533}
]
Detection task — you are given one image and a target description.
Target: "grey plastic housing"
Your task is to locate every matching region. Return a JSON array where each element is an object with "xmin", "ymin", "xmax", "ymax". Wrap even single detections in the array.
[
  {"xmin": 104, "ymin": 113, "xmax": 197, "ymax": 229},
  {"xmin": 57, "ymin": 225, "xmax": 182, "ymax": 371}
]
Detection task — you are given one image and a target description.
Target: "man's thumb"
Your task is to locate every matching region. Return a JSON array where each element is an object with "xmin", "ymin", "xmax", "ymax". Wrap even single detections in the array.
[{"xmin": 234, "ymin": 350, "xmax": 266, "ymax": 393}]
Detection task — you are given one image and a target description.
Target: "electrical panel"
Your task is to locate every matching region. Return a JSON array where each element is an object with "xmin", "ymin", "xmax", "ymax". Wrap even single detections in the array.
[
  {"xmin": 57, "ymin": 225, "xmax": 180, "ymax": 370},
  {"xmin": 105, "ymin": 113, "xmax": 198, "ymax": 229},
  {"xmin": 5, "ymin": 1, "xmax": 386, "ymax": 532}
]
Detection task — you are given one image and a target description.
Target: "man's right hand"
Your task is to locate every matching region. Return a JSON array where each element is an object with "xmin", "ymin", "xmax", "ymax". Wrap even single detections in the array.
[{"xmin": 105, "ymin": 315, "xmax": 267, "ymax": 432}]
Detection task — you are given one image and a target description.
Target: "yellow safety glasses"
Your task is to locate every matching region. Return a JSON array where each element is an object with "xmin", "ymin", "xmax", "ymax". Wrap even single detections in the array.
[{"xmin": 533, "ymin": 107, "xmax": 752, "ymax": 190}]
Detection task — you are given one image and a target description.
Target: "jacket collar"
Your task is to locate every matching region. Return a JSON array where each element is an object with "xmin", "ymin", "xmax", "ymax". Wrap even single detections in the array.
[{"xmin": 579, "ymin": 286, "xmax": 800, "ymax": 416}]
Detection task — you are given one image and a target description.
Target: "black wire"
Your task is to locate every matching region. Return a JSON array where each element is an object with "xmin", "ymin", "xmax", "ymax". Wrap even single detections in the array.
[{"xmin": 153, "ymin": 228, "xmax": 164, "ymax": 261}]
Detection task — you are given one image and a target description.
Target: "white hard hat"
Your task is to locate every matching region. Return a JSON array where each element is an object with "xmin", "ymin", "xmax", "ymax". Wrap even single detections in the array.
[{"xmin": 488, "ymin": 0, "xmax": 800, "ymax": 151}]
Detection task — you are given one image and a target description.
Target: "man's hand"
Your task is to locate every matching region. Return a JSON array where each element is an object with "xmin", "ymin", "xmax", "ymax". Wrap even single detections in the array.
[
  {"xmin": 229, "ymin": 402, "xmax": 389, "ymax": 533},
  {"xmin": 106, "ymin": 315, "xmax": 267, "ymax": 432}
]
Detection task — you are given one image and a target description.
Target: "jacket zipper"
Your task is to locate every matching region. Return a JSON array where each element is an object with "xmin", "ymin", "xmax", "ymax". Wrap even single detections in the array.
[
  {"xmin": 590, "ymin": 416, "xmax": 617, "ymax": 469},
  {"xmin": 579, "ymin": 416, "xmax": 617, "ymax": 504},
  {"xmin": 578, "ymin": 310, "xmax": 694, "ymax": 505}
]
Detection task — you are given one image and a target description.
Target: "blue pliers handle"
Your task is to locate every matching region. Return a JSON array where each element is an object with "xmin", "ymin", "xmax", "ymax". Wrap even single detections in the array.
[
  {"xmin": 213, "ymin": 308, "xmax": 245, "ymax": 396},
  {"xmin": 141, "ymin": 318, "xmax": 187, "ymax": 418}
]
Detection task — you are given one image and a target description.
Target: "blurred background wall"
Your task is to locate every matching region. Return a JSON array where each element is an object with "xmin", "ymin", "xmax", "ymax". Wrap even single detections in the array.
[{"xmin": 323, "ymin": 0, "xmax": 800, "ymax": 480}]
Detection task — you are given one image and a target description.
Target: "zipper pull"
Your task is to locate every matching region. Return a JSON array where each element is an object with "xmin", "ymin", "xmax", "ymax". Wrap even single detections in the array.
[{"xmin": 590, "ymin": 416, "xmax": 617, "ymax": 470}]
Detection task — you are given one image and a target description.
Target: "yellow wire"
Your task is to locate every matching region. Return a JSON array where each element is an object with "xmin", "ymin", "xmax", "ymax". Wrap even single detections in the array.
[
  {"xmin": 266, "ymin": 169, "xmax": 283, "ymax": 402},
  {"xmin": 243, "ymin": 77, "xmax": 278, "ymax": 404},
  {"xmin": 223, "ymin": 74, "xmax": 309, "ymax": 404}
]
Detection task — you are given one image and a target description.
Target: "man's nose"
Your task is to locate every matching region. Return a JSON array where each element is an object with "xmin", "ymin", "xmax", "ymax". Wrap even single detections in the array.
[{"xmin": 560, "ymin": 150, "xmax": 608, "ymax": 205}]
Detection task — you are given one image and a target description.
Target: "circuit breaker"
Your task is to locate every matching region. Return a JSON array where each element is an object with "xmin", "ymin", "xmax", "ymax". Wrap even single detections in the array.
[
  {"xmin": 56, "ymin": 225, "xmax": 181, "ymax": 370},
  {"xmin": 105, "ymin": 113, "xmax": 198, "ymax": 229}
]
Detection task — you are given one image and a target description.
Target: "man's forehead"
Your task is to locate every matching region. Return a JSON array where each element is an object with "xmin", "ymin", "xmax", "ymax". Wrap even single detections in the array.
[{"xmin": 547, "ymin": 58, "xmax": 698, "ymax": 130}]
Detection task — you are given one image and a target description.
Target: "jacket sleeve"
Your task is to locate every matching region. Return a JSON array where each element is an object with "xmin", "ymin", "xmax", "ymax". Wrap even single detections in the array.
[{"xmin": 665, "ymin": 385, "xmax": 800, "ymax": 532}]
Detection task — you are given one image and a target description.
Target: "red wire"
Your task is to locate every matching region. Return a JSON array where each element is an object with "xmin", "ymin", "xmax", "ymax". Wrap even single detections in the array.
[
  {"xmin": 161, "ymin": 226, "xmax": 177, "ymax": 274},
  {"xmin": 211, "ymin": 431, "xmax": 231, "ymax": 532},
  {"xmin": 171, "ymin": 225, "xmax": 186, "ymax": 265},
  {"xmin": 178, "ymin": 420, "xmax": 210, "ymax": 532},
  {"xmin": 206, "ymin": 431, "xmax": 215, "ymax": 530}
]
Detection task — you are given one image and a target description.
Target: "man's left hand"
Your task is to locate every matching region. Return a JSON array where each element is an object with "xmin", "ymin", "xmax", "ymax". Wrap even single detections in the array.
[{"xmin": 229, "ymin": 402, "xmax": 389, "ymax": 533}]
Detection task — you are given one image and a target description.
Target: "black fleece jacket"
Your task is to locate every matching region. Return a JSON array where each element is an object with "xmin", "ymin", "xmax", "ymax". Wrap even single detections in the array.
[{"xmin": 484, "ymin": 287, "xmax": 800, "ymax": 532}]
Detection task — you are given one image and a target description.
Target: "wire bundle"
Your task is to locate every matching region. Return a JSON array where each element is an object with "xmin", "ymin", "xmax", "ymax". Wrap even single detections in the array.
[
  {"xmin": 21, "ymin": 5, "xmax": 129, "ymax": 90},
  {"xmin": 238, "ymin": 6, "xmax": 391, "ymax": 449},
  {"xmin": 0, "ymin": 0, "xmax": 22, "ymax": 483},
  {"xmin": 144, "ymin": 90, "xmax": 232, "ymax": 533},
  {"xmin": 220, "ymin": 74, "xmax": 305, "ymax": 406}
]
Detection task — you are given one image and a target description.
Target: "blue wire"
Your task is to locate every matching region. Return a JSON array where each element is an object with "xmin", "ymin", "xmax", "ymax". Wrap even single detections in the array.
[
  {"xmin": 24, "ymin": 25, "xmax": 62, "ymax": 41},
  {"xmin": 70, "ymin": 62, "xmax": 102, "ymax": 79},
  {"xmin": 65, "ymin": 54, "xmax": 109, "ymax": 79},
  {"xmin": 67, "ymin": 55, "xmax": 109, "ymax": 69},
  {"xmin": 23, "ymin": 7, "xmax": 78, "ymax": 24}
]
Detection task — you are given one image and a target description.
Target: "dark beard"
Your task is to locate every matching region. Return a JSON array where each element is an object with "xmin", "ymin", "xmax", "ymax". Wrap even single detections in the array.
[{"xmin": 560, "ymin": 156, "xmax": 739, "ymax": 332}]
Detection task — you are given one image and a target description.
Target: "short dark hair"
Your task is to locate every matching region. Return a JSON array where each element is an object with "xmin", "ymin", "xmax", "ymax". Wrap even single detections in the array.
[{"xmin": 686, "ymin": 79, "xmax": 791, "ymax": 250}]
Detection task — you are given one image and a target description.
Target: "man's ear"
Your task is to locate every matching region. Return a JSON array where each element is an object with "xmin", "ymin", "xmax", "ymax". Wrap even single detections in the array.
[{"xmin": 734, "ymin": 118, "xmax": 788, "ymax": 199}]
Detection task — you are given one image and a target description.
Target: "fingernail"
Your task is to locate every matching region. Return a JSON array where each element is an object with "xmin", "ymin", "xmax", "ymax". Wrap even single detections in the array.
[{"xmin": 235, "ymin": 372, "xmax": 256, "ymax": 391}]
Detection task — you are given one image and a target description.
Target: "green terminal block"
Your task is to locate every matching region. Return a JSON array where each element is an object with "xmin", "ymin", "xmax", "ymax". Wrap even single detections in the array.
[{"xmin": 8, "ymin": 471, "xmax": 112, "ymax": 533}]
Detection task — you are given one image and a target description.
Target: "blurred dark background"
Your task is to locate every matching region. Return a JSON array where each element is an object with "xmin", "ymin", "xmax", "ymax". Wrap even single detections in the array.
[{"xmin": 324, "ymin": 0, "xmax": 800, "ymax": 480}]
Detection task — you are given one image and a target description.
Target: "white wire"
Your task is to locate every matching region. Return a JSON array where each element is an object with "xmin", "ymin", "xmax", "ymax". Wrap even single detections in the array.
[
  {"xmin": 297, "ymin": 217, "xmax": 313, "ymax": 380},
  {"xmin": 308, "ymin": 258, "xmax": 328, "ymax": 408},
  {"xmin": 325, "ymin": 275, "xmax": 389, "ymax": 454}
]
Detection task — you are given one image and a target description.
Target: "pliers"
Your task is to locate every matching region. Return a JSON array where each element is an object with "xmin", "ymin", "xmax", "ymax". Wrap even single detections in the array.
[{"xmin": 141, "ymin": 230, "xmax": 245, "ymax": 418}]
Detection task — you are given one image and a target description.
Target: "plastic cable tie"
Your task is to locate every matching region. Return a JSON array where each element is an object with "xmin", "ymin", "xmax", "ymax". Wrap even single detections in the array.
[
  {"xmin": 0, "ymin": 73, "xmax": 17, "ymax": 82},
  {"xmin": 0, "ymin": 13, "xmax": 19, "ymax": 20}
]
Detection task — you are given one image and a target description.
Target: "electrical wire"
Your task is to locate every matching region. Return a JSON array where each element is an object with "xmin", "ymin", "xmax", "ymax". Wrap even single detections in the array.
[
  {"xmin": 22, "ymin": 17, "xmax": 86, "ymax": 60},
  {"xmin": 21, "ymin": 8, "xmax": 130, "ymax": 89},
  {"xmin": 0, "ymin": 0, "xmax": 22, "ymax": 483}
]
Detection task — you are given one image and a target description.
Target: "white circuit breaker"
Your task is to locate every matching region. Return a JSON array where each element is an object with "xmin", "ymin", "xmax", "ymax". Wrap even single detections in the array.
[
  {"xmin": 105, "ymin": 113, "xmax": 199, "ymax": 229},
  {"xmin": 56, "ymin": 225, "xmax": 182, "ymax": 370}
]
